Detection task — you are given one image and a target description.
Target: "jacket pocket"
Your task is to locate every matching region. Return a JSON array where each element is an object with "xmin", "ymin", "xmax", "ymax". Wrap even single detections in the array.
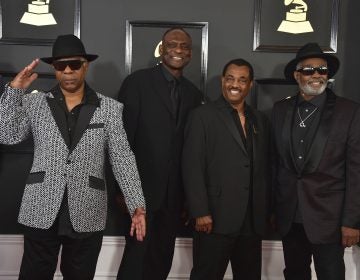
[
  {"xmin": 89, "ymin": 176, "xmax": 105, "ymax": 191},
  {"xmin": 26, "ymin": 171, "xmax": 45, "ymax": 184},
  {"xmin": 87, "ymin": 123, "xmax": 105, "ymax": 129}
]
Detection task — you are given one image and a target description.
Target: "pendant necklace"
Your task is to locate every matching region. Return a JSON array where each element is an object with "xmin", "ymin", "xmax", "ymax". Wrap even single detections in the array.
[{"xmin": 297, "ymin": 107, "xmax": 317, "ymax": 128}]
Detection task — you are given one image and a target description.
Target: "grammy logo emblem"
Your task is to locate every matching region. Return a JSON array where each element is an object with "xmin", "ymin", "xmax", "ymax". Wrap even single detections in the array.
[
  {"xmin": 154, "ymin": 41, "xmax": 162, "ymax": 58},
  {"xmin": 277, "ymin": 0, "xmax": 313, "ymax": 34},
  {"xmin": 20, "ymin": 0, "xmax": 57, "ymax": 26}
]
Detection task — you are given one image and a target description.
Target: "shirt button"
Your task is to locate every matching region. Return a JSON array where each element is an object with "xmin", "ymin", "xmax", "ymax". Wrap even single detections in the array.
[
  {"xmin": 300, "ymin": 140, "xmax": 304, "ymax": 143},
  {"xmin": 305, "ymin": 109, "xmax": 309, "ymax": 112},
  {"xmin": 298, "ymin": 156, "xmax": 303, "ymax": 159}
]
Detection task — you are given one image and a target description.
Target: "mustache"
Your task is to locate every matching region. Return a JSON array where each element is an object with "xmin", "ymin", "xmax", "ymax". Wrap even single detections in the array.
[{"xmin": 307, "ymin": 77, "xmax": 327, "ymax": 83}]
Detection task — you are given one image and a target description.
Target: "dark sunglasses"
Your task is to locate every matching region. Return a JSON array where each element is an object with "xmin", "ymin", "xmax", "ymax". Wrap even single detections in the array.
[
  {"xmin": 53, "ymin": 60, "xmax": 86, "ymax": 71},
  {"xmin": 296, "ymin": 66, "xmax": 329, "ymax": 76}
]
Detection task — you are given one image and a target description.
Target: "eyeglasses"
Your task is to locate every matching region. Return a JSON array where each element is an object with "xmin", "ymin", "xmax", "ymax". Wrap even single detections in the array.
[
  {"xmin": 296, "ymin": 66, "xmax": 329, "ymax": 76},
  {"xmin": 53, "ymin": 60, "xmax": 86, "ymax": 71}
]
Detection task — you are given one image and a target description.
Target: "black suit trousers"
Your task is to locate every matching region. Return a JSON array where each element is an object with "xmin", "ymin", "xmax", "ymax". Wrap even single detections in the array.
[
  {"xmin": 190, "ymin": 231, "xmax": 261, "ymax": 280},
  {"xmin": 282, "ymin": 223, "xmax": 345, "ymax": 280},
  {"xmin": 117, "ymin": 202, "xmax": 181, "ymax": 280},
  {"xmin": 19, "ymin": 228, "xmax": 103, "ymax": 280}
]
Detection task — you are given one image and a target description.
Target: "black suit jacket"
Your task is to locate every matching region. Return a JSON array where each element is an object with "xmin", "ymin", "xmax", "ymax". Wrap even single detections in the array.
[
  {"xmin": 119, "ymin": 64, "xmax": 202, "ymax": 211},
  {"xmin": 272, "ymin": 89, "xmax": 360, "ymax": 244},
  {"xmin": 182, "ymin": 97, "xmax": 271, "ymax": 235}
]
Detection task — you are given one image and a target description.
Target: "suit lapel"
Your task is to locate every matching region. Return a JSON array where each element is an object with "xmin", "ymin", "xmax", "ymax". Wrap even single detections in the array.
[
  {"xmin": 69, "ymin": 103, "xmax": 97, "ymax": 153},
  {"xmin": 281, "ymin": 97, "xmax": 299, "ymax": 173},
  {"xmin": 302, "ymin": 90, "xmax": 337, "ymax": 173},
  {"xmin": 247, "ymin": 108, "xmax": 258, "ymax": 163},
  {"xmin": 151, "ymin": 65, "xmax": 174, "ymax": 117},
  {"xmin": 214, "ymin": 97, "xmax": 247, "ymax": 155},
  {"xmin": 69, "ymin": 87, "xmax": 99, "ymax": 153},
  {"xmin": 177, "ymin": 81, "xmax": 194, "ymax": 128},
  {"xmin": 46, "ymin": 91, "xmax": 71, "ymax": 148}
]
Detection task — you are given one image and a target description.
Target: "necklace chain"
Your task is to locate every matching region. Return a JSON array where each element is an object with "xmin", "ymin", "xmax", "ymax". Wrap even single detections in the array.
[{"xmin": 297, "ymin": 107, "xmax": 318, "ymax": 128}]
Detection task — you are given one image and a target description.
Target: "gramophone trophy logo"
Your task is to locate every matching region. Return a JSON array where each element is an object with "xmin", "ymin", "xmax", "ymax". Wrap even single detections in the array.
[
  {"xmin": 20, "ymin": 0, "xmax": 57, "ymax": 26},
  {"xmin": 277, "ymin": 0, "xmax": 313, "ymax": 34},
  {"xmin": 154, "ymin": 41, "xmax": 162, "ymax": 58}
]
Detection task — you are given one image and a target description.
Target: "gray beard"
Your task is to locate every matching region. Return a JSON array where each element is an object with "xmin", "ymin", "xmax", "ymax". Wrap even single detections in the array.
[{"xmin": 300, "ymin": 81, "xmax": 328, "ymax": 96}]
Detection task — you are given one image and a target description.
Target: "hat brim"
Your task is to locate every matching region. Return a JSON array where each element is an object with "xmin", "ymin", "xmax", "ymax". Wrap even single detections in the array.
[
  {"xmin": 40, "ymin": 54, "xmax": 98, "ymax": 64},
  {"xmin": 284, "ymin": 53, "xmax": 340, "ymax": 82}
]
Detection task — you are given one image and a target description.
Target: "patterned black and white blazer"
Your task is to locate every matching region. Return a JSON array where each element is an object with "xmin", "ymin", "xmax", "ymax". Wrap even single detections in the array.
[{"xmin": 0, "ymin": 84, "xmax": 145, "ymax": 232}]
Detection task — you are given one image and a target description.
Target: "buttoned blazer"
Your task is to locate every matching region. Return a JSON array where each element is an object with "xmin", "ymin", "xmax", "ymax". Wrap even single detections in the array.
[
  {"xmin": 118, "ymin": 65, "xmax": 202, "ymax": 211},
  {"xmin": 182, "ymin": 97, "xmax": 271, "ymax": 235},
  {"xmin": 272, "ymin": 89, "xmax": 360, "ymax": 243},
  {"xmin": 0, "ymin": 84, "xmax": 145, "ymax": 232}
]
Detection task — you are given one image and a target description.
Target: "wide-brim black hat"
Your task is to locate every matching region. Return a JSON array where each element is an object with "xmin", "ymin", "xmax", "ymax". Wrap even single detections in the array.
[
  {"xmin": 41, "ymin": 34, "xmax": 98, "ymax": 64},
  {"xmin": 284, "ymin": 43, "xmax": 339, "ymax": 82}
]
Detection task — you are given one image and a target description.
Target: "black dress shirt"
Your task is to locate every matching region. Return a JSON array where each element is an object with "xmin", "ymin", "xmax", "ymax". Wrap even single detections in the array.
[
  {"xmin": 292, "ymin": 92, "xmax": 326, "ymax": 170},
  {"xmin": 292, "ymin": 92, "xmax": 326, "ymax": 223},
  {"xmin": 223, "ymin": 96, "xmax": 255, "ymax": 236}
]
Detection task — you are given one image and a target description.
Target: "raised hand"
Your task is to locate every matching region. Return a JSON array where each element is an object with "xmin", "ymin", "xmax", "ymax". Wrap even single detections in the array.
[{"xmin": 10, "ymin": 59, "xmax": 40, "ymax": 89}]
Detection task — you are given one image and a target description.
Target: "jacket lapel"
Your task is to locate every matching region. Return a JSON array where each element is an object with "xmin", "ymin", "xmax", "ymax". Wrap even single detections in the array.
[
  {"xmin": 281, "ymin": 96, "xmax": 299, "ymax": 173},
  {"xmin": 214, "ymin": 97, "xmax": 247, "ymax": 155},
  {"xmin": 302, "ymin": 90, "xmax": 337, "ymax": 173},
  {"xmin": 151, "ymin": 65, "xmax": 174, "ymax": 117},
  {"xmin": 46, "ymin": 88, "xmax": 71, "ymax": 148},
  {"xmin": 247, "ymin": 107, "xmax": 258, "ymax": 162},
  {"xmin": 69, "ymin": 87, "xmax": 99, "ymax": 153},
  {"xmin": 176, "ymin": 80, "xmax": 194, "ymax": 128}
]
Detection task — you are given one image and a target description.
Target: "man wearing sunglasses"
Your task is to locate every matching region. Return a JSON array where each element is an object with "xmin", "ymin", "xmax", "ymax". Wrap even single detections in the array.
[
  {"xmin": 271, "ymin": 42, "xmax": 360, "ymax": 280},
  {"xmin": 0, "ymin": 34, "xmax": 146, "ymax": 280}
]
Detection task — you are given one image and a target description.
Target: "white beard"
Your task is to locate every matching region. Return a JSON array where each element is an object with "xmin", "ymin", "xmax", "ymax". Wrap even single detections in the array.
[{"xmin": 300, "ymin": 80, "xmax": 328, "ymax": 96}]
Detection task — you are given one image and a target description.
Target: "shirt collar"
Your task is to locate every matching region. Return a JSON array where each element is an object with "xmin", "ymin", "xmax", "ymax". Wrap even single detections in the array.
[
  {"xmin": 50, "ymin": 82, "xmax": 100, "ymax": 107},
  {"xmin": 161, "ymin": 63, "xmax": 183, "ymax": 84},
  {"xmin": 298, "ymin": 91, "xmax": 326, "ymax": 108},
  {"xmin": 220, "ymin": 95, "xmax": 250, "ymax": 116}
]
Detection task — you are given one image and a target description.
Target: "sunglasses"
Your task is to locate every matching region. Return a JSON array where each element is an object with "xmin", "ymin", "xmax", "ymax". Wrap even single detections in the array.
[
  {"xmin": 53, "ymin": 60, "xmax": 86, "ymax": 71},
  {"xmin": 296, "ymin": 66, "xmax": 329, "ymax": 76}
]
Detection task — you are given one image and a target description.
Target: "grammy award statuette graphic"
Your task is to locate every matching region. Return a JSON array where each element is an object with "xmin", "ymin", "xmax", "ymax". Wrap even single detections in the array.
[
  {"xmin": 20, "ymin": 0, "xmax": 57, "ymax": 26},
  {"xmin": 154, "ymin": 41, "xmax": 162, "ymax": 58},
  {"xmin": 277, "ymin": 0, "xmax": 313, "ymax": 34}
]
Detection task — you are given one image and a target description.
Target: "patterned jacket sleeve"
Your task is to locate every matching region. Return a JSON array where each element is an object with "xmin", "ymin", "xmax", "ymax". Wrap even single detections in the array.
[
  {"xmin": 106, "ymin": 99, "xmax": 146, "ymax": 216},
  {"xmin": 0, "ymin": 84, "xmax": 31, "ymax": 144}
]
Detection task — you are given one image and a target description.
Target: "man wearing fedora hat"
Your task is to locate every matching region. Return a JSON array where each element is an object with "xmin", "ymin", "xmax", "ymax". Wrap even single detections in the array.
[
  {"xmin": 0, "ymin": 34, "xmax": 146, "ymax": 280},
  {"xmin": 271, "ymin": 42, "xmax": 360, "ymax": 280}
]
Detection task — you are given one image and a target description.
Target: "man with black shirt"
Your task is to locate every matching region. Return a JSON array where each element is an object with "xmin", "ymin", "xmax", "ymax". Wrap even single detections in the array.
[
  {"xmin": 272, "ymin": 42, "xmax": 360, "ymax": 280},
  {"xmin": 117, "ymin": 28, "xmax": 202, "ymax": 280},
  {"xmin": 0, "ymin": 34, "xmax": 146, "ymax": 280},
  {"xmin": 182, "ymin": 58, "xmax": 271, "ymax": 280}
]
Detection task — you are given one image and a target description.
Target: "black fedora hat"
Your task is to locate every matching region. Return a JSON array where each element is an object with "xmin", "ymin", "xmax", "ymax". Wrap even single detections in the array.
[
  {"xmin": 41, "ymin": 34, "xmax": 98, "ymax": 64},
  {"xmin": 284, "ymin": 42, "xmax": 339, "ymax": 82}
]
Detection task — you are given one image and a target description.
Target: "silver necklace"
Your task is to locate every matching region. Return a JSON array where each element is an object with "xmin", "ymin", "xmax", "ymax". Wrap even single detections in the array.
[{"xmin": 297, "ymin": 107, "xmax": 318, "ymax": 128}]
